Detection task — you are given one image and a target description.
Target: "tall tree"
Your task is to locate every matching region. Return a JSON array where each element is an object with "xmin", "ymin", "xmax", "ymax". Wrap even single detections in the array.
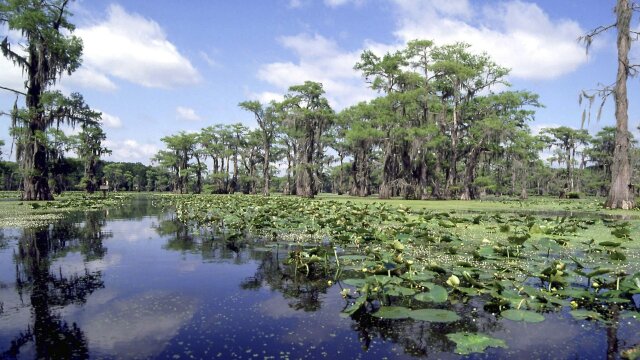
[
  {"xmin": 71, "ymin": 122, "xmax": 111, "ymax": 193},
  {"xmin": 1, "ymin": 0, "xmax": 84, "ymax": 200},
  {"xmin": 582, "ymin": 0, "xmax": 636, "ymax": 209},
  {"xmin": 239, "ymin": 101, "xmax": 277, "ymax": 195},
  {"xmin": 281, "ymin": 81, "xmax": 333, "ymax": 198}
]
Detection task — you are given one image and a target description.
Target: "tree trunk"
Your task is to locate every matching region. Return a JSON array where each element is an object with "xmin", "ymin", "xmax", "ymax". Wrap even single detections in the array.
[
  {"xmin": 606, "ymin": 0, "xmax": 636, "ymax": 209},
  {"xmin": 460, "ymin": 146, "xmax": 482, "ymax": 200},
  {"xmin": 263, "ymin": 141, "xmax": 270, "ymax": 196}
]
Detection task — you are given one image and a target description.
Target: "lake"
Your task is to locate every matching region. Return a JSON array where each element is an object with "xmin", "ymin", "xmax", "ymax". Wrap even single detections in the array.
[{"xmin": 1, "ymin": 197, "xmax": 638, "ymax": 359}]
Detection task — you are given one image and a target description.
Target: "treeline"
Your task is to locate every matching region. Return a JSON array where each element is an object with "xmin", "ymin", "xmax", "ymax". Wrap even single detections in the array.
[{"xmin": 151, "ymin": 41, "xmax": 640, "ymax": 200}]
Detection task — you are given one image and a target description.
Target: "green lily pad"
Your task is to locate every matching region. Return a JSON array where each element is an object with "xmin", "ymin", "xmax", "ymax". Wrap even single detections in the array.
[
  {"xmin": 372, "ymin": 306, "xmax": 412, "ymax": 319},
  {"xmin": 409, "ymin": 309, "xmax": 460, "ymax": 322},
  {"xmin": 414, "ymin": 285, "xmax": 448, "ymax": 303},
  {"xmin": 342, "ymin": 278, "xmax": 366, "ymax": 287},
  {"xmin": 501, "ymin": 309, "xmax": 545, "ymax": 323},
  {"xmin": 446, "ymin": 332, "xmax": 508, "ymax": 355},
  {"xmin": 570, "ymin": 310, "xmax": 603, "ymax": 321},
  {"xmin": 386, "ymin": 285, "xmax": 416, "ymax": 296}
]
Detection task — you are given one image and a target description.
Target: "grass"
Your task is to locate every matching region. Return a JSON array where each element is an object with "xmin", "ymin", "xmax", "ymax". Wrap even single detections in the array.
[{"xmin": 317, "ymin": 193, "xmax": 639, "ymax": 216}]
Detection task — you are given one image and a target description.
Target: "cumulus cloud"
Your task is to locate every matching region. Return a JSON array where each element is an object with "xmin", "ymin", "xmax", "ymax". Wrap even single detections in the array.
[
  {"xmin": 257, "ymin": 33, "xmax": 376, "ymax": 109},
  {"xmin": 176, "ymin": 106, "xmax": 202, "ymax": 121},
  {"xmin": 66, "ymin": 67, "xmax": 118, "ymax": 91},
  {"xmin": 103, "ymin": 139, "xmax": 159, "ymax": 163},
  {"xmin": 391, "ymin": 0, "xmax": 587, "ymax": 80},
  {"xmin": 76, "ymin": 4, "xmax": 200, "ymax": 88},
  {"xmin": 250, "ymin": 91, "xmax": 285, "ymax": 104},
  {"xmin": 98, "ymin": 111, "xmax": 123, "ymax": 128}
]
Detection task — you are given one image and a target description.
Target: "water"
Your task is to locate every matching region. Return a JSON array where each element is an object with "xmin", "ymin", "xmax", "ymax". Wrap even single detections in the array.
[{"xmin": 0, "ymin": 198, "xmax": 638, "ymax": 359}]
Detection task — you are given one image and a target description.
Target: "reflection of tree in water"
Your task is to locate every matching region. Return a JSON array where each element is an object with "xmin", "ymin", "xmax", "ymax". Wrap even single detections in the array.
[
  {"xmin": 1, "ymin": 213, "xmax": 109, "ymax": 359},
  {"xmin": 155, "ymin": 217, "xmax": 250, "ymax": 264},
  {"xmin": 105, "ymin": 195, "xmax": 164, "ymax": 220},
  {"xmin": 241, "ymin": 247, "xmax": 331, "ymax": 312}
]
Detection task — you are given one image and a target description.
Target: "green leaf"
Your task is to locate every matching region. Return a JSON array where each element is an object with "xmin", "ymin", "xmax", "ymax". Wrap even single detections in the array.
[
  {"xmin": 372, "ymin": 306, "xmax": 412, "ymax": 319},
  {"xmin": 409, "ymin": 309, "xmax": 460, "ymax": 322},
  {"xmin": 414, "ymin": 285, "xmax": 448, "ymax": 303},
  {"xmin": 501, "ymin": 309, "xmax": 545, "ymax": 323},
  {"xmin": 446, "ymin": 332, "xmax": 508, "ymax": 355}
]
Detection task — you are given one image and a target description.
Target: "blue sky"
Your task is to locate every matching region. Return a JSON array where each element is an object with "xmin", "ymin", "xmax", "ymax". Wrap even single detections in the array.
[{"xmin": 0, "ymin": 0, "xmax": 637, "ymax": 164}]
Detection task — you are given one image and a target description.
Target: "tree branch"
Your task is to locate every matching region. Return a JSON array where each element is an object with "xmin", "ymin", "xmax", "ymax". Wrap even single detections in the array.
[
  {"xmin": 579, "ymin": 23, "xmax": 617, "ymax": 54},
  {"xmin": 0, "ymin": 85, "xmax": 26, "ymax": 96},
  {"xmin": 1, "ymin": 37, "xmax": 30, "ymax": 69}
]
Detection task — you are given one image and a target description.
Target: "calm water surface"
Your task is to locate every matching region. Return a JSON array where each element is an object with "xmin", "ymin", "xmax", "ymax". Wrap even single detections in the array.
[{"xmin": 0, "ymin": 198, "xmax": 638, "ymax": 359}]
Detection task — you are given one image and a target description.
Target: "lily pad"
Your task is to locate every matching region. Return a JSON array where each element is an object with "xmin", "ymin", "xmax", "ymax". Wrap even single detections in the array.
[
  {"xmin": 372, "ymin": 306, "xmax": 412, "ymax": 319},
  {"xmin": 570, "ymin": 310, "xmax": 603, "ymax": 321},
  {"xmin": 501, "ymin": 309, "xmax": 545, "ymax": 323},
  {"xmin": 386, "ymin": 285, "xmax": 416, "ymax": 296},
  {"xmin": 446, "ymin": 332, "xmax": 508, "ymax": 355},
  {"xmin": 409, "ymin": 309, "xmax": 460, "ymax": 323},
  {"xmin": 414, "ymin": 285, "xmax": 448, "ymax": 303}
]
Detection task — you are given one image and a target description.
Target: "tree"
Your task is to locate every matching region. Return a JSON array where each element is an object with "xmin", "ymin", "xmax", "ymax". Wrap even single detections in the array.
[
  {"xmin": 540, "ymin": 126, "xmax": 591, "ymax": 194},
  {"xmin": 281, "ymin": 81, "xmax": 334, "ymax": 198},
  {"xmin": 239, "ymin": 101, "xmax": 277, "ymax": 195},
  {"xmin": 582, "ymin": 0, "xmax": 636, "ymax": 209},
  {"xmin": 159, "ymin": 132, "xmax": 200, "ymax": 194},
  {"xmin": 1, "ymin": 0, "xmax": 85, "ymax": 200},
  {"xmin": 71, "ymin": 122, "xmax": 110, "ymax": 193}
]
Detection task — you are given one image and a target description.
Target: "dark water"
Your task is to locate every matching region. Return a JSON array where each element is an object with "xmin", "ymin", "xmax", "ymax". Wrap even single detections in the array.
[{"xmin": 1, "ymin": 198, "xmax": 638, "ymax": 359}]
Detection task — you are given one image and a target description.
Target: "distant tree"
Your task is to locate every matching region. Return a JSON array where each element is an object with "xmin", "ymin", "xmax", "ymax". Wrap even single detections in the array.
[
  {"xmin": 70, "ymin": 123, "xmax": 111, "ymax": 193},
  {"xmin": 159, "ymin": 132, "xmax": 200, "ymax": 194},
  {"xmin": 239, "ymin": 101, "xmax": 277, "ymax": 195},
  {"xmin": 540, "ymin": 127, "xmax": 591, "ymax": 194}
]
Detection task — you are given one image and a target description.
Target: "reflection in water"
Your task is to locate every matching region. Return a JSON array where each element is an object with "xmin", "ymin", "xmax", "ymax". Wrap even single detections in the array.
[
  {"xmin": 1, "ymin": 199, "xmax": 638, "ymax": 359},
  {"xmin": 81, "ymin": 291, "xmax": 198, "ymax": 359},
  {"xmin": 3, "ymin": 211, "xmax": 109, "ymax": 359}
]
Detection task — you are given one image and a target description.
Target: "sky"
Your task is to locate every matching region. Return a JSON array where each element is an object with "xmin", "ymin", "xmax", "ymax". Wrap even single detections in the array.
[{"xmin": 0, "ymin": 0, "xmax": 638, "ymax": 164}]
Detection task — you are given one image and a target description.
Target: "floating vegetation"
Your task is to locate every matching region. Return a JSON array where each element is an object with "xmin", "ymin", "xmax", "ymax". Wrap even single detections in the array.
[
  {"xmin": 446, "ymin": 332, "xmax": 508, "ymax": 355},
  {"xmin": 161, "ymin": 193, "xmax": 640, "ymax": 356}
]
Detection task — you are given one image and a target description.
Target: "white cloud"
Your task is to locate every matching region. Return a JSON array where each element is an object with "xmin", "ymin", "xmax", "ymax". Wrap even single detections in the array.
[
  {"xmin": 0, "ymin": 57, "xmax": 26, "ymax": 93},
  {"xmin": 98, "ymin": 110, "xmax": 123, "ymax": 128},
  {"xmin": 76, "ymin": 4, "xmax": 200, "ymax": 89},
  {"xmin": 251, "ymin": 91, "xmax": 285, "ymax": 104},
  {"xmin": 257, "ymin": 33, "xmax": 376, "ymax": 109},
  {"xmin": 324, "ymin": 0, "xmax": 365, "ymax": 7},
  {"xmin": 65, "ymin": 67, "xmax": 117, "ymax": 91},
  {"xmin": 176, "ymin": 106, "xmax": 202, "ymax": 121},
  {"xmin": 391, "ymin": 0, "xmax": 587, "ymax": 80},
  {"xmin": 103, "ymin": 139, "xmax": 159, "ymax": 163}
]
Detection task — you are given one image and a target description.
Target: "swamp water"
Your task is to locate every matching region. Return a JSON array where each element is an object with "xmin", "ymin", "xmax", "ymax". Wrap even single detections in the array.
[{"xmin": 0, "ymin": 198, "xmax": 638, "ymax": 359}]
